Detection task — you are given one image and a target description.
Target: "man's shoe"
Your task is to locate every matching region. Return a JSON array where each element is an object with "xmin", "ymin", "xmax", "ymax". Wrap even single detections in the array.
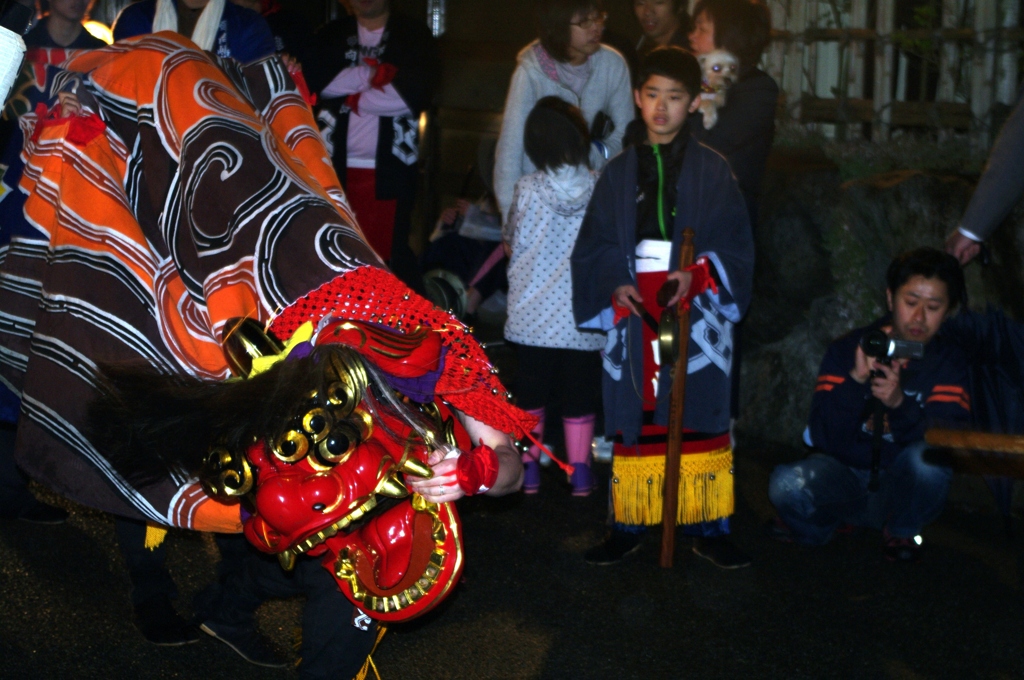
[
  {"xmin": 199, "ymin": 619, "xmax": 288, "ymax": 668},
  {"xmin": 692, "ymin": 536, "xmax": 752, "ymax": 569},
  {"xmin": 883, "ymin": 531, "xmax": 923, "ymax": 562},
  {"xmin": 17, "ymin": 499, "xmax": 68, "ymax": 525},
  {"xmin": 133, "ymin": 596, "xmax": 200, "ymax": 646},
  {"xmin": 584, "ymin": 530, "xmax": 642, "ymax": 565}
]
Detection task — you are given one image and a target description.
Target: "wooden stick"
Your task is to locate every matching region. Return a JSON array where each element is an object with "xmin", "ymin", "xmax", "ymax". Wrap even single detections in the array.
[
  {"xmin": 660, "ymin": 228, "xmax": 695, "ymax": 569},
  {"xmin": 925, "ymin": 428, "xmax": 1024, "ymax": 455}
]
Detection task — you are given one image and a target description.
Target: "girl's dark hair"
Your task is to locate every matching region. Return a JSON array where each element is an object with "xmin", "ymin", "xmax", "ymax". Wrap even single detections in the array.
[
  {"xmin": 524, "ymin": 96, "xmax": 591, "ymax": 171},
  {"xmin": 691, "ymin": 0, "xmax": 771, "ymax": 68},
  {"xmin": 536, "ymin": 0, "xmax": 601, "ymax": 63},
  {"xmin": 886, "ymin": 247, "xmax": 967, "ymax": 311},
  {"xmin": 635, "ymin": 46, "xmax": 701, "ymax": 100}
]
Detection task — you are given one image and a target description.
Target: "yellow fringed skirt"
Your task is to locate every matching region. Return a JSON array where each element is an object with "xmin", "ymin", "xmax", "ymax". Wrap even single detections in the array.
[{"xmin": 611, "ymin": 436, "xmax": 733, "ymax": 526}]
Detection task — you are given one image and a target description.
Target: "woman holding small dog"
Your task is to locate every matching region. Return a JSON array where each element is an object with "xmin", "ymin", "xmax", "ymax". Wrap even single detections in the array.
[
  {"xmin": 688, "ymin": 0, "xmax": 777, "ymax": 231},
  {"xmin": 689, "ymin": 0, "xmax": 778, "ymax": 427}
]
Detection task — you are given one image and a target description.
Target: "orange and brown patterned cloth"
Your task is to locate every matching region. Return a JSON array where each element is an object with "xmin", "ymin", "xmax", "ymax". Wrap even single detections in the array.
[{"xmin": 0, "ymin": 33, "xmax": 529, "ymax": 531}]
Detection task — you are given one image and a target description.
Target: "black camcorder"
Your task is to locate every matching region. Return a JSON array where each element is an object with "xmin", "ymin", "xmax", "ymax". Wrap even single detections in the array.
[
  {"xmin": 859, "ymin": 328, "xmax": 925, "ymax": 493},
  {"xmin": 859, "ymin": 329, "xmax": 924, "ymax": 365}
]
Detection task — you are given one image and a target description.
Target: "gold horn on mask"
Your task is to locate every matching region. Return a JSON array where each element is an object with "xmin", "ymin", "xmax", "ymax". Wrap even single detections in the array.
[{"xmin": 221, "ymin": 317, "xmax": 285, "ymax": 378}]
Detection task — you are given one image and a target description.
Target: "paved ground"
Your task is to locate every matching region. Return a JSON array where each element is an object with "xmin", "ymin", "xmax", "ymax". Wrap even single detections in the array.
[
  {"xmin": 2, "ymin": 328, "xmax": 1023, "ymax": 679},
  {"xmin": 2, "ymin": 442, "xmax": 1023, "ymax": 679}
]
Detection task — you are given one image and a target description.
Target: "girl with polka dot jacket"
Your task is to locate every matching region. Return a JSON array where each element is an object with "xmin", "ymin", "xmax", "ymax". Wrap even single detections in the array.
[{"xmin": 502, "ymin": 96, "xmax": 606, "ymax": 496}]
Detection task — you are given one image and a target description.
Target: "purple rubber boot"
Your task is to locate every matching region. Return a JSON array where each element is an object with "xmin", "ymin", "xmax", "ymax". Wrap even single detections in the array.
[
  {"xmin": 564, "ymin": 414, "xmax": 596, "ymax": 497},
  {"xmin": 522, "ymin": 408, "xmax": 545, "ymax": 494}
]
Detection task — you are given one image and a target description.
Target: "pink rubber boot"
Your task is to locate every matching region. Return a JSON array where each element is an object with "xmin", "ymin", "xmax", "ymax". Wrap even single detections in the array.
[
  {"xmin": 522, "ymin": 408, "xmax": 545, "ymax": 494},
  {"xmin": 564, "ymin": 414, "xmax": 596, "ymax": 497}
]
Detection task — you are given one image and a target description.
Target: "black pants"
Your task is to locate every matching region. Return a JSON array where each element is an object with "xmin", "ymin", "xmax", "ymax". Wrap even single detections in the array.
[
  {"xmin": 0, "ymin": 423, "xmax": 34, "ymax": 516},
  {"xmin": 114, "ymin": 517, "xmax": 179, "ymax": 607},
  {"xmin": 390, "ymin": 193, "xmax": 422, "ymax": 294},
  {"xmin": 514, "ymin": 344, "xmax": 601, "ymax": 416},
  {"xmin": 197, "ymin": 534, "xmax": 378, "ymax": 680}
]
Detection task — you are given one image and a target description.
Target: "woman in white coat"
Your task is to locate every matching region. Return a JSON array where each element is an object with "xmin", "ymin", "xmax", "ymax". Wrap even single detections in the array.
[{"xmin": 493, "ymin": 0, "xmax": 633, "ymax": 222}]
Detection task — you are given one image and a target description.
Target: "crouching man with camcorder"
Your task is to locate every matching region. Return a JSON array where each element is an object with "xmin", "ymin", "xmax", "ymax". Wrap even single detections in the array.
[{"xmin": 768, "ymin": 248, "xmax": 970, "ymax": 561}]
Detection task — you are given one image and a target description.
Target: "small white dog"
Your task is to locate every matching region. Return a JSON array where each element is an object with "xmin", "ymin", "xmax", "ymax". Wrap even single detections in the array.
[{"xmin": 697, "ymin": 49, "xmax": 739, "ymax": 130}]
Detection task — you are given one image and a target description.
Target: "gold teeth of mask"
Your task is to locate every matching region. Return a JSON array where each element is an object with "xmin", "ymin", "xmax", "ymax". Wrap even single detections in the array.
[{"xmin": 291, "ymin": 497, "xmax": 378, "ymax": 556}]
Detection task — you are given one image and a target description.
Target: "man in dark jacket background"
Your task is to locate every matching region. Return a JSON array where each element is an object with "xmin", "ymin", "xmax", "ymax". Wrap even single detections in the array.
[{"xmin": 769, "ymin": 248, "xmax": 971, "ymax": 562}]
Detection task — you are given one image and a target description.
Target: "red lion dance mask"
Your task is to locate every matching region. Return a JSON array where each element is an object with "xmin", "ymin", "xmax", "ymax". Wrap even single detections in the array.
[{"xmin": 198, "ymin": 269, "xmax": 534, "ymax": 622}]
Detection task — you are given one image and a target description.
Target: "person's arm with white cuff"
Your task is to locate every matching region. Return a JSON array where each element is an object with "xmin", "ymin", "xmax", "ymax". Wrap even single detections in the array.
[{"xmin": 947, "ymin": 84, "xmax": 1024, "ymax": 264}]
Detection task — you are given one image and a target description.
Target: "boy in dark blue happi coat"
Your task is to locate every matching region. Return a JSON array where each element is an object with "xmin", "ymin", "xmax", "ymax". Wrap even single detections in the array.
[{"xmin": 571, "ymin": 47, "xmax": 754, "ymax": 567}]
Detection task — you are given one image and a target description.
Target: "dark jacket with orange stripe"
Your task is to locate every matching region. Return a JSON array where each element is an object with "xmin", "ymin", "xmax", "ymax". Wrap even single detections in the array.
[{"xmin": 808, "ymin": 320, "xmax": 970, "ymax": 469}]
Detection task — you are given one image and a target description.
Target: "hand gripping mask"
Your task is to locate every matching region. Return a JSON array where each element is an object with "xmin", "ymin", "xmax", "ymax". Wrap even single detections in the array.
[{"xmin": 205, "ymin": 317, "xmax": 467, "ymax": 622}]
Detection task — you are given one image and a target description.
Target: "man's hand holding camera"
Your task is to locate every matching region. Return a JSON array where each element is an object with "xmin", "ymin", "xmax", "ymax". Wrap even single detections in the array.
[{"xmin": 850, "ymin": 332, "xmax": 905, "ymax": 409}]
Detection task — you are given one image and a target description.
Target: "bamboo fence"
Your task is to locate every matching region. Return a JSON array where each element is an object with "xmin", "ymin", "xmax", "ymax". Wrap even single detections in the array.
[{"xmin": 755, "ymin": 0, "xmax": 1023, "ymax": 146}]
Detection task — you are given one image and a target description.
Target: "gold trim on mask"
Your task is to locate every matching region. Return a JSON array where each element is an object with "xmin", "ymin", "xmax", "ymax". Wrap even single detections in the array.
[
  {"xmin": 200, "ymin": 445, "xmax": 254, "ymax": 497},
  {"xmin": 332, "ymin": 495, "xmax": 460, "ymax": 616}
]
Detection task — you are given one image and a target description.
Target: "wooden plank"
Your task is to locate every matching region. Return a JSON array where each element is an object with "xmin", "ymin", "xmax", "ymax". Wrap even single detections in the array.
[
  {"xmin": 773, "ymin": 27, "xmax": 1024, "ymax": 43},
  {"xmin": 925, "ymin": 428, "xmax": 1024, "ymax": 455},
  {"xmin": 873, "ymin": 0, "xmax": 895, "ymax": 141},
  {"xmin": 800, "ymin": 96, "xmax": 972, "ymax": 128}
]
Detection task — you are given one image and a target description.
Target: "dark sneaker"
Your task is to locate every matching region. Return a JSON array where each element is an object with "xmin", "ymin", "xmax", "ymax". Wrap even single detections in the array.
[
  {"xmin": 883, "ymin": 531, "xmax": 922, "ymax": 562},
  {"xmin": 199, "ymin": 620, "xmax": 288, "ymax": 668},
  {"xmin": 584, "ymin": 530, "xmax": 642, "ymax": 565},
  {"xmin": 134, "ymin": 596, "xmax": 200, "ymax": 646},
  {"xmin": 17, "ymin": 499, "xmax": 68, "ymax": 525},
  {"xmin": 692, "ymin": 536, "xmax": 752, "ymax": 569}
]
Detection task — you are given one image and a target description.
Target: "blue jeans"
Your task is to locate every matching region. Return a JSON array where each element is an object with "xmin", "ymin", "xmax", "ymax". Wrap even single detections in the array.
[{"xmin": 768, "ymin": 442, "xmax": 952, "ymax": 545}]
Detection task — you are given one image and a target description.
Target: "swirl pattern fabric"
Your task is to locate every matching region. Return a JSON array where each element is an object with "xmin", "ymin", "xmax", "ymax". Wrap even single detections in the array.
[{"xmin": 0, "ymin": 32, "xmax": 382, "ymax": 529}]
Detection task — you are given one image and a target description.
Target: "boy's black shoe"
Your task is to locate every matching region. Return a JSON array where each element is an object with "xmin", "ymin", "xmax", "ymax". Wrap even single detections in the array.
[
  {"xmin": 584, "ymin": 530, "xmax": 642, "ymax": 565},
  {"xmin": 883, "ymin": 532, "xmax": 922, "ymax": 563},
  {"xmin": 692, "ymin": 536, "xmax": 752, "ymax": 569},
  {"xmin": 133, "ymin": 596, "xmax": 200, "ymax": 646},
  {"xmin": 199, "ymin": 620, "xmax": 288, "ymax": 668}
]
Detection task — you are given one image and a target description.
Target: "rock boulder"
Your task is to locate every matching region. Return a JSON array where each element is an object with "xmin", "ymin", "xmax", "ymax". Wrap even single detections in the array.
[{"xmin": 738, "ymin": 148, "xmax": 1024, "ymax": 447}]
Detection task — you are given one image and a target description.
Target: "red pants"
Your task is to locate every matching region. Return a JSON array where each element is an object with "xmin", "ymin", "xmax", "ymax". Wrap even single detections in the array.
[{"xmin": 345, "ymin": 168, "xmax": 397, "ymax": 261}]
